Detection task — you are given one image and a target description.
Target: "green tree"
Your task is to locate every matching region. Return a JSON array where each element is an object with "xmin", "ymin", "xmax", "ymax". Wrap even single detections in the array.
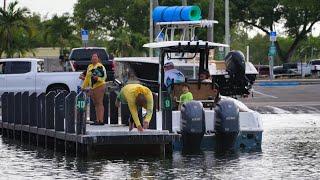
[
  {"xmin": 0, "ymin": 1, "xmax": 33, "ymax": 57},
  {"xmin": 43, "ymin": 13, "xmax": 80, "ymax": 54},
  {"xmin": 231, "ymin": 0, "xmax": 320, "ymax": 63}
]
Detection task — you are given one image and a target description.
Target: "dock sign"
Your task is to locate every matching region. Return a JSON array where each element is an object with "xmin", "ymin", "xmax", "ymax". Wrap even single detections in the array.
[{"xmin": 81, "ymin": 29, "xmax": 89, "ymax": 41}]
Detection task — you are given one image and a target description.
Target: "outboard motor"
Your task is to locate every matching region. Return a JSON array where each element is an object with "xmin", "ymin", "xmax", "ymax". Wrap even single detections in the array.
[
  {"xmin": 224, "ymin": 50, "xmax": 251, "ymax": 95},
  {"xmin": 180, "ymin": 101, "xmax": 206, "ymax": 151},
  {"xmin": 214, "ymin": 99, "xmax": 240, "ymax": 151}
]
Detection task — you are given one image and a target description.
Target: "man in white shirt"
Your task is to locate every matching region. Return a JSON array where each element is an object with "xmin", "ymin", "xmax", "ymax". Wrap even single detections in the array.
[{"xmin": 164, "ymin": 61, "xmax": 185, "ymax": 87}]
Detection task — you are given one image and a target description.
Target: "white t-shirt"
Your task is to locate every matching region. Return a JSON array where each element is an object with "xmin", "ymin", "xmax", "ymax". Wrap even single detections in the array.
[{"xmin": 164, "ymin": 69, "xmax": 185, "ymax": 87}]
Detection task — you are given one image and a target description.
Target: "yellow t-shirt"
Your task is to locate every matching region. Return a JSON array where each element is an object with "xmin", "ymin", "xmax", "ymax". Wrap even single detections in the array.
[
  {"xmin": 117, "ymin": 84, "xmax": 154, "ymax": 127},
  {"xmin": 82, "ymin": 63, "xmax": 107, "ymax": 89}
]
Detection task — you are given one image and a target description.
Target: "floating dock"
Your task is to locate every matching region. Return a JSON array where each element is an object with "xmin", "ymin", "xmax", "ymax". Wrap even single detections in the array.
[{"xmin": 0, "ymin": 91, "xmax": 177, "ymax": 156}]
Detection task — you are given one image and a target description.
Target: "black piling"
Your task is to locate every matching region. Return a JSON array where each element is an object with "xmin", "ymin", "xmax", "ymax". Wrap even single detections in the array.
[
  {"xmin": 149, "ymin": 93, "xmax": 158, "ymax": 130},
  {"xmin": 14, "ymin": 92, "xmax": 22, "ymax": 125},
  {"xmin": 21, "ymin": 92, "xmax": 29, "ymax": 125},
  {"xmin": 90, "ymin": 98, "xmax": 96, "ymax": 123},
  {"xmin": 45, "ymin": 92, "xmax": 55, "ymax": 129},
  {"xmin": 29, "ymin": 93, "xmax": 38, "ymax": 127},
  {"xmin": 121, "ymin": 103, "xmax": 130, "ymax": 125},
  {"xmin": 37, "ymin": 93, "xmax": 46, "ymax": 128},
  {"xmin": 109, "ymin": 91, "xmax": 118, "ymax": 124},
  {"xmin": 103, "ymin": 94, "xmax": 109, "ymax": 124},
  {"xmin": 8, "ymin": 92, "xmax": 14, "ymax": 124},
  {"xmin": 54, "ymin": 92, "xmax": 66, "ymax": 132},
  {"xmin": 76, "ymin": 92, "xmax": 86, "ymax": 135},
  {"xmin": 1, "ymin": 92, "xmax": 8, "ymax": 123},
  {"xmin": 65, "ymin": 91, "xmax": 76, "ymax": 134}
]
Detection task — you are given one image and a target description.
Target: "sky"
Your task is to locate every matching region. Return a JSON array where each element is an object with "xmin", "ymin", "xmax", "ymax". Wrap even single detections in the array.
[
  {"xmin": 6, "ymin": 0, "xmax": 77, "ymax": 18},
  {"xmin": 5, "ymin": 0, "xmax": 320, "ymax": 37}
]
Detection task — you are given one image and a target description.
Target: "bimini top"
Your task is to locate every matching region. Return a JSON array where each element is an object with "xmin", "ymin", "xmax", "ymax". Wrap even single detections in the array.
[{"xmin": 143, "ymin": 40, "xmax": 229, "ymax": 49}]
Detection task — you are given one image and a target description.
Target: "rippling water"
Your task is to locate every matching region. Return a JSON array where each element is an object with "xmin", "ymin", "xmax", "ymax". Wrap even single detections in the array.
[{"xmin": 0, "ymin": 114, "xmax": 320, "ymax": 179}]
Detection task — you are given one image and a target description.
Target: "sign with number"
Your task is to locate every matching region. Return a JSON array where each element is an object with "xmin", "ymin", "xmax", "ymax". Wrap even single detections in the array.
[
  {"xmin": 76, "ymin": 98, "xmax": 86, "ymax": 112},
  {"xmin": 163, "ymin": 96, "xmax": 172, "ymax": 110},
  {"xmin": 270, "ymin": 31, "xmax": 277, "ymax": 42},
  {"xmin": 81, "ymin": 29, "xmax": 89, "ymax": 41}
]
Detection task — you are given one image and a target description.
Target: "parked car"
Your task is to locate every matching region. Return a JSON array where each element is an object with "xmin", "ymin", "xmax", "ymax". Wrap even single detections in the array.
[
  {"xmin": 254, "ymin": 65, "xmax": 270, "ymax": 76},
  {"xmin": 0, "ymin": 58, "xmax": 81, "ymax": 96},
  {"xmin": 308, "ymin": 59, "xmax": 320, "ymax": 74},
  {"xmin": 66, "ymin": 47, "xmax": 115, "ymax": 81}
]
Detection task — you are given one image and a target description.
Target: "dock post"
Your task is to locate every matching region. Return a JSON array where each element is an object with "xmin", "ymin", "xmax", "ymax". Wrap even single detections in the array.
[
  {"xmin": 21, "ymin": 92, "xmax": 29, "ymax": 125},
  {"xmin": 8, "ymin": 92, "xmax": 14, "ymax": 124},
  {"xmin": 76, "ymin": 92, "xmax": 86, "ymax": 135},
  {"xmin": 14, "ymin": 92, "xmax": 22, "ymax": 125},
  {"xmin": 37, "ymin": 93, "xmax": 46, "ymax": 129},
  {"xmin": 109, "ymin": 91, "xmax": 118, "ymax": 124},
  {"xmin": 162, "ymin": 91, "xmax": 172, "ymax": 132},
  {"xmin": 65, "ymin": 91, "xmax": 76, "ymax": 134},
  {"xmin": 45, "ymin": 92, "xmax": 55, "ymax": 130},
  {"xmin": 90, "ymin": 98, "xmax": 96, "ymax": 123},
  {"xmin": 37, "ymin": 93, "xmax": 46, "ymax": 146},
  {"xmin": 45, "ymin": 92, "xmax": 56, "ymax": 149},
  {"xmin": 121, "ymin": 103, "xmax": 130, "ymax": 125},
  {"xmin": 1, "ymin": 92, "xmax": 8, "ymax": 123},
  {"xmin": 29, "ymin": 92, "xmax": 38, "ymax": 145},
  {"xmin": 103, "ymin": 94, "xmax": 109, "ymax": 124},
  {"xmin": 29, "ymin": 93, "xmax": 38, "ymax": 127},
  {"xmin": 54, "ymin": 92, "xmax": 66, "ymax": 132},
  {"xmin": 21, "ymin": 92, "xmax": 30, "ymax": 142},
  {"xmin": 150, "ymin": 93, "xmax": 158, "ymax": 129}
]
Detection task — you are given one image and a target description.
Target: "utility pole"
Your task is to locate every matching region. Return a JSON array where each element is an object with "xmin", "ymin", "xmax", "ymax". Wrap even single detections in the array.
[
  {"xmin": 149, "ymin": 0, "xmax": 154, "ymax": 57},
  {"xmin": 182, "ymin": 0, "xmax": 189, "ymax": 40},
  {"xmin": 207, "ymin": 0, "xmax": 214, "ymax": 42},
  {"xmin": 182, "ymin": 0, "xmax": 187, "ymax": 6},
  {"xmin": 225, "ymin": 0, "xmax": 230, "ymax": 54},
  {"xmin": 3, "ymin": 0, "xmax": 6, "ymax": 10}
]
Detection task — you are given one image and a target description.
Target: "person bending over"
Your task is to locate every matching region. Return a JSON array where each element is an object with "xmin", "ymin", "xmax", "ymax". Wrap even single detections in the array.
[{"xmin": 115, "ymin": 84, "xmax": 154, "ymax": 132}]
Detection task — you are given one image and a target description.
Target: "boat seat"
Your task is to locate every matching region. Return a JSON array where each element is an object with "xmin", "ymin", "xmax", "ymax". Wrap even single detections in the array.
[{"xmin": 172, "ymin": 82, "xmax": 218, "ymax": 108}]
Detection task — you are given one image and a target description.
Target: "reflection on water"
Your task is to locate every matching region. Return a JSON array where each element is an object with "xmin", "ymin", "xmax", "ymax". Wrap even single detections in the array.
[{"xmin": 0, "ymin": 114, "xmax": 320, "ymax": 179}]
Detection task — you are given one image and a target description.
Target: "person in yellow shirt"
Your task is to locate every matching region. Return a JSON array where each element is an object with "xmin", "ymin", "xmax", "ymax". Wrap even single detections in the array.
[
  {"xmin": 115, "ymin": 84, "xmax": 154, "ymax": 132},
  {"xmin": 82, "ymin": 53, "xmax": 107, "ymax": 125}
]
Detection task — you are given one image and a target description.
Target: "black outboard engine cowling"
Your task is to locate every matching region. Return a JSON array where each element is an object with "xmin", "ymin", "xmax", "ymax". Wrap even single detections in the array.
[
  {"xmin": 180, "ymin": 101, "xmax": 206, "ymax": 151},
  {"xmin": 223, "ymin": 50, "xmax": 251, "ymax": 95},
  {"xmin": 214, "ymin": 99, "xmax": 240, "ymax": 151}
]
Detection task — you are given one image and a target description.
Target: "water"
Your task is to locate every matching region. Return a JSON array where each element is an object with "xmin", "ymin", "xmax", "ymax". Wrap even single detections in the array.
[{"xmin": 1, "ymin": 114, "xmax": 320, "ymax": 179}]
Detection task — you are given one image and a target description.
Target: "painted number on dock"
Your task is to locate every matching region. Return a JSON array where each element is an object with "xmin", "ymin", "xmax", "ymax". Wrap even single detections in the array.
[{"xmin": 76, "ymin": 98, "xmax": 85, "ymax": 112}]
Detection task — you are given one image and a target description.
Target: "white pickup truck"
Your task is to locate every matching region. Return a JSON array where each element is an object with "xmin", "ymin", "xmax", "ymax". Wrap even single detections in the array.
[{"xmin": 0, "ymin": 58, "xmax": 82, "ymax": 96}]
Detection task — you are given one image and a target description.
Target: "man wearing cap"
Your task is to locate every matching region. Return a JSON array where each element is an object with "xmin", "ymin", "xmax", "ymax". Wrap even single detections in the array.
[{"xmin": 164, "ymin": 61, "xmax": 185, "ymax": 87}]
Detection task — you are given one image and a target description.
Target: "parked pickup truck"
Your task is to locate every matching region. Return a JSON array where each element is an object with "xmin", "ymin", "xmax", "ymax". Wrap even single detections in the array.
[
  {"xmin": 0, "ymin": 58, "xmax": 81, "ymax": 96},
  {"xmin": 66, "ymin": 47, "xmax": 115, "ymax": 81}
]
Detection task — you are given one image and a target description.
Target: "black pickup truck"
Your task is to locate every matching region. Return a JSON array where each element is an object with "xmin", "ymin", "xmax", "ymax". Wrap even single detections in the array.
[{"xmin": 67, "ymin": 47, "xmax": 115, "ymax": 81}]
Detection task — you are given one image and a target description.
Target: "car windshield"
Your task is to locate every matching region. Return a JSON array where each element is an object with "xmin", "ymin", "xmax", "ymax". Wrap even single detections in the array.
[
  {"xmin": 70, "ymin": 49, "xmax": 108, "ymax": 61},
  {"xmin": 311, "ymin": 60, "xmax": 320, "ymax": 65}
]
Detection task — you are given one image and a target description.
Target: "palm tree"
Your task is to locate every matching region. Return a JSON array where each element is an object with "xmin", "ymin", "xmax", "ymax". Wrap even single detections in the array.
[
  {"xmin": 43, "ymin": 14, "xmax": 80, "ymax": 54},
  {"xmin": 0, "ymin": 1, "xmax": 31, "ymax": 57}
]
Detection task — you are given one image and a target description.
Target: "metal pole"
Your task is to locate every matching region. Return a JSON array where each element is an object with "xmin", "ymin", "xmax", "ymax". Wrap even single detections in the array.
[
  {"xmin": 149, "ymin": 0, "xmax": 154, "ymax": 57},
  {"xmin": 182, "ymin": 0, "xmax": 187, "ymax": 6},
  {"xmin": 207, "ymin": 0, "xmax": 214, "ymax": 42},
  {"xmin": 246, "ymin": 45, "xmax": 249, "ymax": 62},
  {"xmin": 225, "ymin": 0, "xmax": 230, "ymax": 54}
]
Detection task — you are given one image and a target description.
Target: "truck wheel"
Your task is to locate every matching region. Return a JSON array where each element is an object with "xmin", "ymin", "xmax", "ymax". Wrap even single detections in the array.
[{"xmin": 47, "ymin": 85, "xmax": 69, "ymax": 94}]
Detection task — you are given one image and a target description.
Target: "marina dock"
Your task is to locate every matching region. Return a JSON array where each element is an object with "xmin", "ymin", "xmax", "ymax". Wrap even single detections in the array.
[{"xmin": 0, "ymin": 91, "xmax": 177, "ymax": 156}]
